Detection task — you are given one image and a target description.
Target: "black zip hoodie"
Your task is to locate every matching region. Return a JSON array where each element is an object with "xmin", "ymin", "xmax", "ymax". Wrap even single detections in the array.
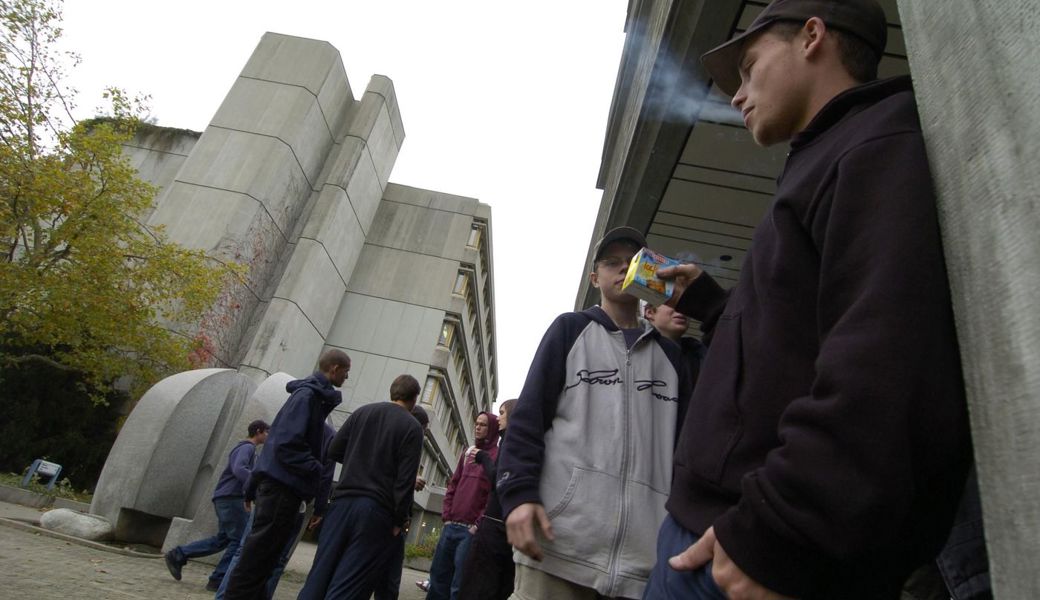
[{"xmin": 668, "ymin": 76, "xmax": 971, "ymax": 598}]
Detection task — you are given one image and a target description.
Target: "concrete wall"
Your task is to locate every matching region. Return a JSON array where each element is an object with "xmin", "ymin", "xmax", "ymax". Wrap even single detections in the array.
[{"xmin": 898, "ymin": 2, "xmax": 1040, "ymax": 597}]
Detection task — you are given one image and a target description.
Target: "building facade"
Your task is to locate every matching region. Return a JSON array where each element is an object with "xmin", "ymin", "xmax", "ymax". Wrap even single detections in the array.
[{"xmin": 119, "ymin": 32, "xmax": 497, "ymax": 543}]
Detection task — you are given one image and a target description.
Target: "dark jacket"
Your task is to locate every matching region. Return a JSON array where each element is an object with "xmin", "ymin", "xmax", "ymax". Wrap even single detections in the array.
[
  {"xmin": 212, "ymin": 440, "xmax": 257, "ymax": 500},
  {"xmin": 314, "ymin": 424, "xmax": 337, "ymax": 517},
  {"xmin": 328, "ymin": 402, "xmax": 424, "ymax": 527},
  {"xmin": 443, "ymin": 411, "xmax": 499, "ymax": 525},
  {"xmin": 247, "ymin": 372, "xmax": 342, "ymax": 502},
  {"xmin": 668, "ymin": 76, "xmax": 971, "ymax": 598}
]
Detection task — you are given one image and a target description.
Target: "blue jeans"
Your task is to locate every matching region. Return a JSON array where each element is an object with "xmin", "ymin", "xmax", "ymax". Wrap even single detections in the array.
[
  {"xmin": 215, "ymin": 507, "xmax": 304, "ymax": 600},
  {"xmin": 298, "ymin": 496, "xmax": 397, "ymax": 600},
  {"xmin": 426, "ymin": 522, "xmax": 474, "ymax": 600},
  {"xmin": 171, "ymin": 496, "xmax": 248, "ymax": 586},
  {"xmin": 642, "ymin": 515, "xmax": 726, "ymax": 600}
]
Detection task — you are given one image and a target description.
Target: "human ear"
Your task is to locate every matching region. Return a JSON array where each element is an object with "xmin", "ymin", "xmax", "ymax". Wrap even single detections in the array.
[
  {"xmin": 589, "ymin": 271, "xmax": 600, "ymax": 289},
  {"xmin": 802, "ymin": 16, "xmax": 827, "ymax": 56}
]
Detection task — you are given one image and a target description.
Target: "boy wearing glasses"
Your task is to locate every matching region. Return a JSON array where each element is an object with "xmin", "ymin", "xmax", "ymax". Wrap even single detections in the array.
[{"xmin": 497, "ymin": 227, "xmax": 691, "ymax": 599}]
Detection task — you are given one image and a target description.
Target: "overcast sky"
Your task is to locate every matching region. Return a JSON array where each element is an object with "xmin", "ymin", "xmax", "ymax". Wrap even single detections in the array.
[{"xmin": 60, "ymin": 0, "xmax": 628, "ymax": 404}]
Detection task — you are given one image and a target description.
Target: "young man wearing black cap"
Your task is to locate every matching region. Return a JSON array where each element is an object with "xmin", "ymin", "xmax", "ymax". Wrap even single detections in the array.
[
  {"xmin": 164, "ymin": 419, "xmax": 269, "ymax": 591},
  {"xmin": 497, "ymin": 227, "xmax": 692, "ymax": 599},
  {"xmin": 646, "ymin": 1, "xmax": 971, "ymax": 598}
]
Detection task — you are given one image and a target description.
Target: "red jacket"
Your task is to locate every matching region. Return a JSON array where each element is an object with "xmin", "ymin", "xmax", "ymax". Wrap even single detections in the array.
[{"xmin": 442, "ymin": 412, "xmax": 499, "ymax": 524}]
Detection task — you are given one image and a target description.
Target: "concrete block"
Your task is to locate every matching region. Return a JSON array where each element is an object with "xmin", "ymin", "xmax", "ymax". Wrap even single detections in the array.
[
  {"xmin": 40, "ymin": 508, "xmax": 113, "ymax": 541},
  {"xmin": 366, "ymin": 196, "xmax": 473, "ymax": 260},
  {"xmin": 240, "ymin": 299, "xmax": 326, "ymax": 378},
  {"xmin": 271, "ymin": 238, "xmax": 348, "ymax": 334},
  {"xmin": 316, "ymin": 54, "xmax": 354, "ymax": 138},
  {"xmin": 347, "ymin": 92, "xmax": 400, "ymax": 191},
  {"xmin": 326, "ymin": 293, "xmax": 443, "ymax": 364},
  {"xmin": 211, "ymin": 77, "xmax": 335, "ymax": 186},
  {"xmin": 173, "ymin": 127, "xmax": 313, "ymax": 238},
  {"xmin": 242, "ymin": 33, "xmax": 348, "ymax": 101},
  {"xmin": 346, "ymin": 245, "xmax": 459, "ymax": 311},
  {"xmin": 364, "ymin": 75, "xmax": 405, "ymax": 149},
  {"xmin": 335, "ymin": 350, "xmax": 429, "ymax": 410},
  {"xmin": 300, "ymin": 186, "xmax": 367, "ymax": 280},
  {"xmin": 321, "ymin": 138, "xmax": 380, "ymax": 234},
  {"xmin": 90, "ymin": 370, "xmax": 257, "ymax": 529}
]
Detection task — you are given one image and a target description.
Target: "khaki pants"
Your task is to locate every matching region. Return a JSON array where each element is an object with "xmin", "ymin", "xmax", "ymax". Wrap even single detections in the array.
[{"xmin": 509, "ymin": 564, "xmax": 634, "ymax": 600}]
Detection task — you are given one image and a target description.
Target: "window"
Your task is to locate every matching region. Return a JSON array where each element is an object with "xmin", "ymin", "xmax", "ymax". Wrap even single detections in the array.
[
  {"xmin": 438, "ymin": 322, "xmax": 455, "ymax": 347},
  {"xmin": 467, "ymin": 225, "xmax": 482, "ymax": 248},
  {"xmin": 421, "ymin": 377, "xmax": 440, "ymax": 406},
  {"xmin": 453, "ymin": 271, "xmax": 469, "ymax": 295}
]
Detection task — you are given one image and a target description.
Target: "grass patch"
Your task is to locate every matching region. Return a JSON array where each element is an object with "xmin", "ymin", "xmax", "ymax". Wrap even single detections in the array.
[{"xmin": 0, "ymin": 471, "xmax": 93, "ymax": 503}]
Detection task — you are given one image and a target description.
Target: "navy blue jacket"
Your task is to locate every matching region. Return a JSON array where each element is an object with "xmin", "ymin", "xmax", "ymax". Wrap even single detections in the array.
[
  {"xmin": 212, "ymin": 440, "xmax": 256, "ymax": 500},
  {"xmin": 246, "ymin": 373, "xmax": 342, "ymax": 502}
]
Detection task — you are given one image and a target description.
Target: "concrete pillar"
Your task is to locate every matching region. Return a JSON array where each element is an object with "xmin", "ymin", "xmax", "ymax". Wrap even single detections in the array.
[
  {"xmin": 238, "ymin": 75, "xmax": 405, "ymax": 380},
  {"xmin": 147, "ymin": 33, "xmax": 353, "ymax": 367},
  {"xmin": 897, "ymin": 2, "xmax": 1040, "ymax": 596}
]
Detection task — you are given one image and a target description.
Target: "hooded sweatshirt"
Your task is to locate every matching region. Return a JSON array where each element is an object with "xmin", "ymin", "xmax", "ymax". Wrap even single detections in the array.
[
  {"xmin": 497, "ymin": 306, "xmax": 690, "ymax": 599},
  {"xmin": 442, "ymin": 411, "xmax": 499, "ymax": 525},
  {"xmin": 246, "ymin": 372, "xmax": 342, "ymax": 502},
  {"xmin": 212, "ymin": 440, "xmax": 257, "ymax": 500}
]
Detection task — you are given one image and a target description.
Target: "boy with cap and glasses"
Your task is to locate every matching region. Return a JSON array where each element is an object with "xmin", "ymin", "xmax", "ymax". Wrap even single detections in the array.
[
  {"xmin": 497, "ymin": 227, "xmax": 692, "ymax": 599},
  {"xmin": 645, "ymin": 1, "xmax": 971, "ymax": 598},
  {"xmin": 164, "ymin": 419, "xmax": 269, "ymax": 591}
]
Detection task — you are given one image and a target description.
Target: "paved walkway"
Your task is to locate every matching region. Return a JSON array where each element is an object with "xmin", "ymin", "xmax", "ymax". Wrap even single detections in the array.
[{"xmin": 0, "ymin": 500, "xmax": 429, "ymax": 599}]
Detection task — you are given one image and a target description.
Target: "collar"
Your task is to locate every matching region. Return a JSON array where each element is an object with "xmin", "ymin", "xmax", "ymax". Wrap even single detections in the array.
[{"xmin": 790, "ymin": 75, "xmax": 913, "ymax": 150}]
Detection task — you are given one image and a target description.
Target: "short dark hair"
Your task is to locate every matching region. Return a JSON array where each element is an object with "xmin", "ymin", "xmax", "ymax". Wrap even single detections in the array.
[
  {"xmin": 318, "ymin": 349, "xmax": 351, "ymax": 372},
  {"xmin": 411, "ymin": 405, "xmax": 430, "ymax": 428},
  {"xmin": 247, "ymin": 419, "xmax": 269, "ymax": 437},
  {"xmin": 390, "ymin": 374, "xmax": 421, "ymax": 403},
  {"xmin": 769, "ymin": 20, "xmax": 880, "ymax": 83}
]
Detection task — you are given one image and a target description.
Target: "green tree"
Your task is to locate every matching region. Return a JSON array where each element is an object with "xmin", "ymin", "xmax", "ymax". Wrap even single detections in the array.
[{"xmin": 0, "ymin": 0, "xmax": 232, "ymax": 401}]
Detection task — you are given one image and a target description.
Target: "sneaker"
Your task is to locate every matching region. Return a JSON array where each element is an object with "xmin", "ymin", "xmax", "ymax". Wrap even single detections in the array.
[
  {"xmin": 164, "ymin": 551, "xmax": 183, "ymax": 581},
  {"xmin": 415, "ymin": 580, "xmax": 430, "ymax": 592},
  {"xmin": 205, "ymin": 580, "xmax": 221, "ymax": 592}
]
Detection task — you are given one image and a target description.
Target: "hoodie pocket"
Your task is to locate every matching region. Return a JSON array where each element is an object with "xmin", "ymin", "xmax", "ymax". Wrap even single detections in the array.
[
  {"xmin": 678, "ymin": 311, "xmax": 744, "ymax": 485},
  {"xmin": 543, "ymin": 466, "xmax": 619, "ymax": 568}
]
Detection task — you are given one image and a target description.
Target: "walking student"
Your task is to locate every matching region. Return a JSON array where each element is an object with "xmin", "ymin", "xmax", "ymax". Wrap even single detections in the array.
[
  {"xmin": 163, "ymin": 419, "xmax": 268, "ymax": 591},
  {"xmin": 223, "ymin": 349, "xmax": 350, "ymax": 599},
  {"xmin": 297, "ymin": 374, "xmax": 425, "ymax": 600}
]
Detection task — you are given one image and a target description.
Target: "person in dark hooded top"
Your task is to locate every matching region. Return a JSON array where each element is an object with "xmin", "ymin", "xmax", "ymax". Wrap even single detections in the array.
[
  {"xmin": 425, "ymin": 411, "xmax": 500, "ymax": 600},
  {"xmin": 223, "ymin": 349, "xmax": 350, "ymax": 600}
]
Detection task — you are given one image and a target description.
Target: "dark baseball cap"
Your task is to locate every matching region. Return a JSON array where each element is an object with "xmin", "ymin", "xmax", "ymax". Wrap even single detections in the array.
[
  {"xmin": 702, "ymin": 0, "xmax": 888, "ymax": 96},
  {"xmin": 593, "ymin": 226, "xmax": 647, "ymax": 262},
  {"xmin": 248, "ymin": 419, "xmax": 269, "ymax": 437}
]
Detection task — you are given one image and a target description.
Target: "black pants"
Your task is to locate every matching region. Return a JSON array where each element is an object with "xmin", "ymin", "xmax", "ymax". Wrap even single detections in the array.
[
  {"xmin": 457, "ymin": 518, "xmax": 514, "ymax": 600},
  {"xmin": 224, "ymin": 478, "xmax": 303, "ymax": 600}
]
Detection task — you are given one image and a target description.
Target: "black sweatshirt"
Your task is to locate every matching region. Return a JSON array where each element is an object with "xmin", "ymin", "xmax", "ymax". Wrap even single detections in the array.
[
  {"xmin": 328, "ymin": 402, "xmax": 423, "ymax": 527},
  {"xmin": 667, "ymin": 76, "xmax": 971, "ymax": 598}
]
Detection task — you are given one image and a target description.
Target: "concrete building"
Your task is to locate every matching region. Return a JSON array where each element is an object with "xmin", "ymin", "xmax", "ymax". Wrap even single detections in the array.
[
  {"xmin": 97, "ymin": 32, "xmax": 497, "ymax": 548},
  {"xmin": 581, "ymin": 0, "xmax": 1040, "ymax": 596}
]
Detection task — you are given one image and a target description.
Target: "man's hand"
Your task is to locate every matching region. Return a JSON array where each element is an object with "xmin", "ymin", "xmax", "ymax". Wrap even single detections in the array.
[
  {"xmin": 392, "ymin": 526, "xmax": 402, "ymax": 537},
  {"xmin": 244, "ymin": 500, "xmax": 252, "ymax": 512},
  {"xmin": 506, "ymin": 503, "xmax": 554, "ymax": 561},
  {"xmin": 670, "ymin": 527, "xmax": 794, "ymax": 600},
  {"xmin": 414, "ymin": 476, "xmax": 427, "ymax": 492},
  {"xmin": 307, "ymin": 515, "xmax": 323, "ymax": 530},
  {"xmin": 656, "ymin": 263, "xmax": 704, "ymax": 308},
  {"xmin": 469, "ymin": 525, "xmax": 477, "ymax": 535}
]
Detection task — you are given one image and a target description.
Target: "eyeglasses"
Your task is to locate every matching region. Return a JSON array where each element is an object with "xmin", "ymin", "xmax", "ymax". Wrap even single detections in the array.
[{"xmin": 596, "ymin": 256, "xmax": 634, "ymax": 270}]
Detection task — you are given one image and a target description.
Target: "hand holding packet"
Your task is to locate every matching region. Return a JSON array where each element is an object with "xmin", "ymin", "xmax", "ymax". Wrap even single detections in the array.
[{"xmin": 622, "ymin": 247, "xmax": 683, "ymax": 305}]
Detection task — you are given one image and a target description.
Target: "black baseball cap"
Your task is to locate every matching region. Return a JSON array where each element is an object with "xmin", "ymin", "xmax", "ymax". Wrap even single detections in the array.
[
  {"xmin": 593, "ymin": 226, "xmax": 647, "ymax": 262},
  {"xmin": 248, "ymin": 419, "xmax": 269, "ymax": 437},
  {"xmin": 702, "ymin": 0, "xmax": 888, "ymax": 96}
]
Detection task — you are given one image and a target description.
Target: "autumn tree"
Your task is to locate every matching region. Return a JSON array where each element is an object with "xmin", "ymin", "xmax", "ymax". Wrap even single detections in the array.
[{"xmin": 0, "ymin": 0, "xmax": 232, "ymax": 403}]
